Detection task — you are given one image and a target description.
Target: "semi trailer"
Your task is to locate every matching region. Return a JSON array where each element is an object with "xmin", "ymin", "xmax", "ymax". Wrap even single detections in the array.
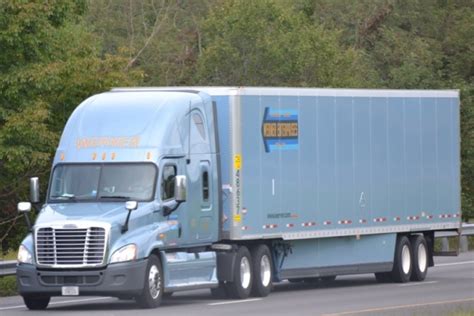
[{"xmin": 16, "ymin": 87, "xmax": 461, "ymax": 309}]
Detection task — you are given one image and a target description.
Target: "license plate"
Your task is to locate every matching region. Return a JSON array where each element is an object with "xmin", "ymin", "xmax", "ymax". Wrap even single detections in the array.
[{"xmin": 61, "ymin": 286, "xmax": 79, "ymax": 296}]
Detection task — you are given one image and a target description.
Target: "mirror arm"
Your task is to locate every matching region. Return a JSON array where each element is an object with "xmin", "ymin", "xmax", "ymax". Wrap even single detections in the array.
[
  {"xmin": 122, "ymin": 210, "xmax": 132, "ymax": 234},
  {"xmin": 23, "ymin": 212, "xmax": 32, "ymax": 232},
  {"xmin": 163, "ymin": 200, "xmax": 182, "ymax": 217},
  {"xmin": 122, "ymin": 201, "xmax": 138, "ymax": 234}
]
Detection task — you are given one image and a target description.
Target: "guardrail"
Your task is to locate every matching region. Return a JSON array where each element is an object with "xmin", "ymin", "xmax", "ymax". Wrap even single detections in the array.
[
  {"xmin": 1, "ymin": 224, "xmax": 473, "ymax": 277},
  {"xmin": 436, "ymin": 223, "xmax": 474, "ymax": 253},
  {"xmin": 0, "ymin": 260, "xmax": 16, "ymax": 277}
]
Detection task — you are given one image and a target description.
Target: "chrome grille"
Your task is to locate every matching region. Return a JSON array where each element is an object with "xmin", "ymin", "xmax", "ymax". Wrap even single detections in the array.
[{"xmin": 36, "ymin": 227, "xmax": 106, "ymax": 266}]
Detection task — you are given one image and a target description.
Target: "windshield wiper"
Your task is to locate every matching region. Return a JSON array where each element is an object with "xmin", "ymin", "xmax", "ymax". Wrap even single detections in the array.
[
  {"xmin": 99, "ymin": 195, "xmax": 131, "ymax": 200},
  {"xmin": 50, "ymin": 194, "xmax": 77, "ymax": 201}
]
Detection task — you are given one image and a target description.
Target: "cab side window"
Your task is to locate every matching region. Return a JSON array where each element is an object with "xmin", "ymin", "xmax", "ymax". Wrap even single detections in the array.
[{"xmin": 161, "ymin": 165, "xmax": 176, "ymax": 201}]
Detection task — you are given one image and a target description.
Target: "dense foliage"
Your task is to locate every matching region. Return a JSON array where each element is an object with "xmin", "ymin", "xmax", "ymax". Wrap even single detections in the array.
[
  {"xmin": 0, "ymin": 0, "xmax": 472, "ymax": 253},
  {"xmin": 0, "ymin": 0, "xmax": 141, "ymax": 251}
]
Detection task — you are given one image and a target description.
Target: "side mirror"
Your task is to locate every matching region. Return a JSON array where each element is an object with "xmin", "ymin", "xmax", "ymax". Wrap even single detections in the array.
[
  {"xmin": 125, "ymin": 200, "xmax": 138, "ymax": 211},
  {"xmin": 17, "ymin": 202, "xmax": 32, "ymax": 213},
  {"xmin": 30, "ymin": 177, "xmax": 40, "ymax": 204},
  {"xmin": 18, "ymin": 202, "xmax": 32, "ymax": 232},
  {"xmin": 122, "ymin": 200, "xmax": 138, "ymax": 234},
  {"xmin": 175, "ymin": 175, "xmax": 187, "ymax": 202}
]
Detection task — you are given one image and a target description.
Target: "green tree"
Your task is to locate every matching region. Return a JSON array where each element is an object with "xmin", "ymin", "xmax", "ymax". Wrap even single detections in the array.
[
  {"xmin": 86, "ymin": 0, "xmax": 216, "ymax": 86},
  {"xmin": 0, "ymin": 0, "xmax": 141, "ymax": 252},
  {"xmin": 195, "ymin": 0, "xmax": 375, "ymax": 87}
]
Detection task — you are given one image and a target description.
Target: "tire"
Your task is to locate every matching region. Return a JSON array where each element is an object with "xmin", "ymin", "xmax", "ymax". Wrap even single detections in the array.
[
  {"xmin": 210, "ymin": 281, "xmax": 230, "ymax": 299},
  {"xmin": 23, "ymin": 296, "xmax": 50, "ymax": 310},
  {"xmin": 410, "ymin": 235, "xmax": 428, "ymax": 281},
  {"xmin": 374, "ymin": 272, "xmax": 393, "ymax": 283},
  {"xmin": 136, "ymin": 255, "xmax": 164, "ymax": 308},
  {"xmin": 250, "ymin": 244, "xmax": 273, "ymax": 297},
  {"xmin": 227, "ymin": 246, "xmax": 253, "ymax": 299},
  {"xmin": 391, "ymin": 236, "xmax": 412, "ymax": 283}
]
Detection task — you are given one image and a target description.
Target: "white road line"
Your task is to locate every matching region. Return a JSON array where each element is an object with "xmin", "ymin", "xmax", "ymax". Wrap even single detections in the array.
[
  {"xmin": 0, "ymin": 297, "xmax": 112, "ymax": 311},
  {"xmin": 208, "ymin": 298, "xmax": 262, "ymax": 306},
  {"xmin": 435, "ymin": 260, "xmax": 474, "ymax": 267},
  {"xmin": 399, "ymin": 281, "xmax": 438, "ymax": 287}
]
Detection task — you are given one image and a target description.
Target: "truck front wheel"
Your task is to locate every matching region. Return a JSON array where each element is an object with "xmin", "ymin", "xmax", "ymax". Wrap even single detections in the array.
[
  {"xmin": 23, "ymin": 296, "xmax": 50, "ymax": 310},
  {"xmin": 227, "ymin": 246, "xmax": 253, "ymax": 299},
  {"xmin": 136, "ymin": 255, "xmax": 163, "ymax": 308},
  {"xmin": 251, "ymin": 244, "xmax": 273, "ymax": 297}
]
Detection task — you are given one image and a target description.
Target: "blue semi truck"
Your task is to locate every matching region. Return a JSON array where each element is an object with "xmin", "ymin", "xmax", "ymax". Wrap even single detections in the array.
[{"xmin": 16, "ymin": 87, "xmax": 461, "ymax": 309}]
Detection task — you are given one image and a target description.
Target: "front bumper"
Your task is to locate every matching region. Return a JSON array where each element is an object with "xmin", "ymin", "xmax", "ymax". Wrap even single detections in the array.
[{"xmin": 16, "ymin": 259, "xmax": 148, "ymax": 297}]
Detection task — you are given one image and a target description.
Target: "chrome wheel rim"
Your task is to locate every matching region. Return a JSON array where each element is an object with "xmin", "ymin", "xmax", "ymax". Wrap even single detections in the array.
[
  {"xmin": 401, "ymin": 244, "xmax": 411, "ymax": 275},
  {"xmin": 260, "ymin": 254, "xmax": 271, "ymax": 287},
  {"xmin": 240, "ymin": 257, "xmax": 251, "ymax": 289},
  {"xmin": 148, "ymin": 265, "xmax": 161, "ymax": 299},
  {"xmin": 418, "ymin": 243, "xmax": 427, "ymax": 273}
]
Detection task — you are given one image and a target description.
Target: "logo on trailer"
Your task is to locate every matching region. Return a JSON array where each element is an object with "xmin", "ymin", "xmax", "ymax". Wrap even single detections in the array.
[{"xmin": 261, "ymin": 107, "xmax": 299, "ymax": 153}]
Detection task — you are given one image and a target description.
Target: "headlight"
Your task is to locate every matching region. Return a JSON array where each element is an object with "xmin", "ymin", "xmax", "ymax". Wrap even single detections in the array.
[
  {"xmin": 110, "ymin": 244, "xmax": 137, "ymax": 263},
  {"xmin": 17, "ymin": 245, "xmax": 33, "ymax": 264}
]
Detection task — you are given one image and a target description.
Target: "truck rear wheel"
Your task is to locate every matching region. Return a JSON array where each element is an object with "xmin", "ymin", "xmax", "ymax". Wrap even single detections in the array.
[
  {"xmin": 210, "ymin": 281, "xmax": 230, "ymax": 299},
  {"xmin": 251, "ymin": 244, "xmax": 273, "ymax": 297},
  {"xmin": 227, "ymin": 246, "xmax": 253, "ymax": 299},
  {"xmin": 374, "ymin": 272, "xmax": 393, "ymax": 283},
  {"xmin": 23, "ymin": 296, "xmax": 50, "ymax": 310},
  {"xmin": 391, "ymin": 236, "xmax": 412, "ymax": 283},
  {"xmin": 410, "ymin": 235, "xmax": 428, "ymax": 281},
  {"xmin": 136, "ymin": 254, "xmax": 163, "ymax": 308}
]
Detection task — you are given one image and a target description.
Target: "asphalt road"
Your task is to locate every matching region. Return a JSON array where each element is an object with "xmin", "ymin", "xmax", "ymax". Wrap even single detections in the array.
[{"xmin": 1, "ymin": 252, "xmax": 473, "ymax": 316}]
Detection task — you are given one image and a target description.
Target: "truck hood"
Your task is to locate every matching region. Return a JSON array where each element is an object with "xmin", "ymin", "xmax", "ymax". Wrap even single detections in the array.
[{"xmin": 35, "ymin": 203, "xmax": 132, "ymax": 227}]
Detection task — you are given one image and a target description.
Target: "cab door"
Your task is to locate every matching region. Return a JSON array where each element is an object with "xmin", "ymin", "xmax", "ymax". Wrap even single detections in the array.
[
  {"xmin": 159, "ymin": 158, "xmax": 187, "ymax": 245},
  {"xmin": 187, "ymin": 108, "xmax": 217, "ymax": 244}
]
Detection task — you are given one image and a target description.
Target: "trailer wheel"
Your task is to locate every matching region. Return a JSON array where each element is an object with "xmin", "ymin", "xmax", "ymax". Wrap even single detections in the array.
[
  {"xmin": 23, "ymin": 296, "xmax": 50, "ymax": 310},
  {"xmin": 227, "ymin": 246, "xmax": 253, "ymax": 299},
  {"xmin": 251, "ymin": 244, "xmax": 273, "ymax": 297},
  {"xmin": 391, "ymin": 236, "xmax": 412, "ymax": 283},
  {"xmin": 136, "ymin": 254, "xmax": 163, "ymax": 308},
  {"xmin": 410, "ymin": 235, "xmax": 428, "ymax": 281}
]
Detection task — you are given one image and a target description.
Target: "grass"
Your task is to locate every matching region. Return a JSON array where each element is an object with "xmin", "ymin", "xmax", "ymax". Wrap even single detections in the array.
[
  {"xmin": 1, "ymin": 249, "xmax": 18, "ymax": 261},
  {"xmin": 448, "ymin": 311, "xmax": 474, "ymax": 316},
  {"xmin": 0, "ymin": 249, "xmax": 18, "ymax": 297},
  {"xmin": 0, "ymin": 276, "xmax": 17, "ymax": 297}
]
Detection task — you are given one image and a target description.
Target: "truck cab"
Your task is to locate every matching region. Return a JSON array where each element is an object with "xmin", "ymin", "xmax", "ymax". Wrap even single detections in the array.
[{"xmin": 16, "ymin": 90, "xmax": 220, "ymax": 309}]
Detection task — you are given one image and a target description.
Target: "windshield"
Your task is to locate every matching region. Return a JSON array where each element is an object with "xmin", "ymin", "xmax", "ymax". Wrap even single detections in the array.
[{"xmin": 49, "ymin": 163, "xmax": 157, "ymax": 202}]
